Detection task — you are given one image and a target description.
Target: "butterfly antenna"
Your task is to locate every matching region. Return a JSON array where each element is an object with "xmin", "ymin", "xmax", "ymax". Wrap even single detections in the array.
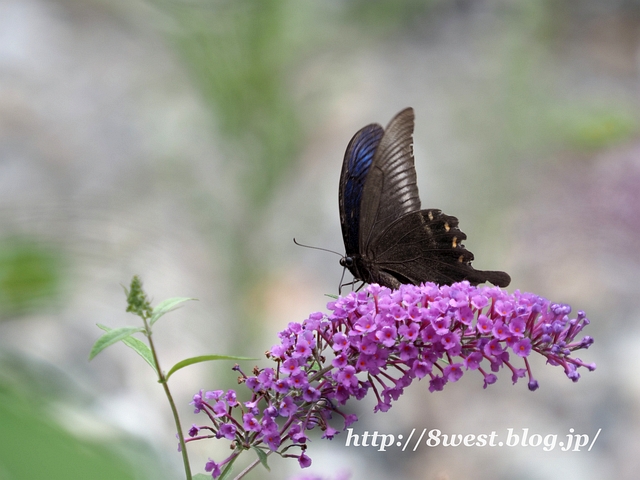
[
  {"xmin": 293, "ymin": 238, "xmax": 343, "ymax": 257},
  {"xmin": 293, "ymin": 238, "xmax": 352, "ymax": 295}
]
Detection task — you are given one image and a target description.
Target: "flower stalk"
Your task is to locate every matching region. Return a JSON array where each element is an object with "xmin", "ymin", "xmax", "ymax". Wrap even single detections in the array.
[{"xmin": 125, "ymin": 276, "xmax": 193, "ymax": 480}]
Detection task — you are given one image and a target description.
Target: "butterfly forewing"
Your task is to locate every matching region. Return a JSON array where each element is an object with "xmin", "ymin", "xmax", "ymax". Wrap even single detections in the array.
[
  {"xmin": 359, "ymin": 107, "xmax": 421, "ymax": 252},
  {"xmin": 339, "ymin": 123, "xmax": 384, "ymax": 256}
]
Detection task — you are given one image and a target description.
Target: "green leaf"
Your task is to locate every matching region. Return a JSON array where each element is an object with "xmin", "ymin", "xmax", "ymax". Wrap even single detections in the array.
[
  {"xmin": 218, "ymin": 455, "xmax": 238, "ymax": 480},
  {"xmin": 252, "ymin": 446, "xmax": 270, "ymax": 471},
  {"xmin": 325, "ymin": 293, "xmax": 339, "ymax": 300},
  {"xmin": 89, "ymin": 326, "xmax": 145, "ymax": 360},
  {"xmin": 0, "ymin": 387, "xmax": 150, "ymax": 480},
  {"xmin": 192, "ymin": 475, "xmax": 211, "ymax": 480},
  {"xmin": 150, "ymin": 297, "xmax": 197, "ymax": 325},
  {"xmin": 96, "ymin": 325, "xmax": 156, "ymax": 373},
  {"xmin": 0, "ymin": 237, "xmax": 66, "ymax": 318},
  {"xmin": 166, "ymin": 354, "xmax": 255, "ymax": 381}
]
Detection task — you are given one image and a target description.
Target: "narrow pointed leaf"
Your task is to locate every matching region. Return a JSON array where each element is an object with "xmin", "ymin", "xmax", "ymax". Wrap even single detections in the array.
[
  {"xmin": 218, "ymin": 455, "xmax": 238, "ymax": 480},
  {"xmin": 150, "ymin": 297, "xmax": 197, "ymax": 325},
  {"xmin": 96, "ymin": 324, "xmax": 156, "ymax": 373},
  {"xmin": 252, "ymin": 446, "xmax": 270, "ymax": 471},
  {"xmin": 166, "ymin": 354, "xmax": 255, "ymax": 381},
  {"xmin": 89, "ymin": 326, "xmax": 145, "ymax": 360}
]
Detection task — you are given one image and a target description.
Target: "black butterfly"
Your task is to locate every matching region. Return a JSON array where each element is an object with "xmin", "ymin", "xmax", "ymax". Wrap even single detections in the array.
[{"xmin": 338, "ymin": 107, "xmax": 510, "ymax": 290}]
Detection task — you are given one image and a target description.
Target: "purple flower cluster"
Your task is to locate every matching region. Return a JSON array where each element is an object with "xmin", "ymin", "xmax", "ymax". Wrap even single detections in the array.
[{"xmin": 188, "ymin": 282, "xmax": 595, "ymax": 478}]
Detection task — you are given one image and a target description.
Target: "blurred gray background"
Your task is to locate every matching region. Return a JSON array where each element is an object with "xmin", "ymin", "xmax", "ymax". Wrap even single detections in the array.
[{"xmin": 0, "ymin": 0, "xmax": 636, "ymax": 478}]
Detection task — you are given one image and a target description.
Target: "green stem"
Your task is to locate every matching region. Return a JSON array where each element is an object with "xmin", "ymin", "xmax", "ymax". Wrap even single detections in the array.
[
  {"xmin": 144, "ymin": 318, "xmax": 193, "ymax": 480},
  {"xmin": 233, "ymin": 450, "xmax": 272, "ymax": 480}
]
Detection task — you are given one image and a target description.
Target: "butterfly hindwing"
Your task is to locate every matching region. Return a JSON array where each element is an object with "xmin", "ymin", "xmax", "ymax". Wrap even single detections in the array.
[{"xmin": 370, "ymin": 209, "xmax": 510, "ymax": 287}]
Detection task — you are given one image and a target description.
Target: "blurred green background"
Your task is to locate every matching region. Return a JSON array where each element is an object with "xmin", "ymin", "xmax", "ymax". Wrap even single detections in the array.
[{"xmin": 0, "ymin": 0, "xmax": 637, "ymax": 478}]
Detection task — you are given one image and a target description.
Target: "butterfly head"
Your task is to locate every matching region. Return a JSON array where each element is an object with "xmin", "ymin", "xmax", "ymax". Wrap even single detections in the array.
[
  {"xmin": 338, "ymin": 254, "xmax": 366, "ymax": 294},
  {"xmin": 339, "ymin": 256, "xmax": 354, "ymax": 269}
]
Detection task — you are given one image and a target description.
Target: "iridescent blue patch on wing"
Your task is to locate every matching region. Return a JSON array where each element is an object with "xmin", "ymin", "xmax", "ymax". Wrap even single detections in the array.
[{"xmin": 343, "ymin": 125, "xmax": 383, "ymax": 253}]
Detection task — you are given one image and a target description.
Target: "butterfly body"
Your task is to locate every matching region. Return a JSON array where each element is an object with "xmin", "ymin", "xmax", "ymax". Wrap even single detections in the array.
[{"xmin": 339, "ymin": 108, "xmax": 510, "ymax": 290}]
